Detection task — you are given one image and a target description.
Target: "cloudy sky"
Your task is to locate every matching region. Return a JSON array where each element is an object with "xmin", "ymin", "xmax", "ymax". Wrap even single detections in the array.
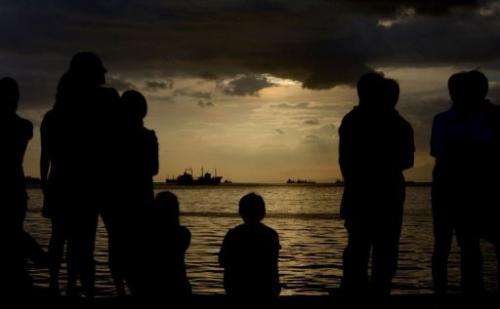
[{"xmin": 3, "ymin": 0, "xmax": 500, "ymax": 182}]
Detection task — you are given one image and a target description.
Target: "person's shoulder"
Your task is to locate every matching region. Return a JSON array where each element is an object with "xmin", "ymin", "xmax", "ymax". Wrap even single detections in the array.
[
  {"xmin": 260, "ymin": 223, "xmax": 279, "ymax": 238},
  {"xmin": 339, "ymin": 107, "xmax": 359, "ymax": 130},
  {"xmin": 16, "ymin": 115, "xmax": 33, "ymax": 129},
  {"xmin": 433, "ymin": 109, "xmax": 454, "ymax": 123},
  {"xmin": 98, "ymin": 87, "xmax": 120, "ymax": 100},
  {"xmin": 226, "ymin": 224, "xmax": 247, "ymax": 238},
  {"xmin": 179, "ymin": 225, "xmax": 191, "ymax": 236},
  {"xmin": 394, "ymin": 112, "xmax": 413, "ymax": 131},
  {"xmin": 341, "ymin": 108, "xmax": 359, "ymax": 123},
  {"xmin": 42, "ymin": 109, "xmax": 55, "ymax": 123},
  {"xmin": 15, "ymin": 115, "xmax": 33, "ymax": 137},
  {"xmin": 143, "ymin": 128, "xmax": 157, "ymax": 140},
  {"xmin": 485, "ymin": 101, "xmax": 500, "ymax": 114}
]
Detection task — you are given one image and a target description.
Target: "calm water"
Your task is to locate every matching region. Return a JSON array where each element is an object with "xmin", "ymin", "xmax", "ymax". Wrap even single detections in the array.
[{"xmin": 24, "ymin": 186, "xmax": 498, "ymax": 296}]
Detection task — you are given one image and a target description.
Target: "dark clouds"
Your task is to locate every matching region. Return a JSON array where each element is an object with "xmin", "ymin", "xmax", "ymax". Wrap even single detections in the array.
[
  {"xmin": 198, "ymin": 100, "xmax": 214, "ymax": 108},
  {"xmin": 303, "ymin": 119, "xmax": 320, "ymax": 125},
  {"xmin": 272, "ymin": 102, "xmax": 310, "ymax": 109},
  {"xmin": 219, "ymin": 75, "xmax": 276, "ymax": 96},
  {"xmin": 173, "ymin": 88, "xmax": 212, "ymax": 100},
  {"xmin": 145, "ymin": 80, "xmax": 173, "ymax": 91},
  {"xmin": 106, "ymin": 76, "xmax": 137, "ymax": 91},
  {"xmin": 1, "ymin": 0, "xmax": 500, "ymax": 109}
]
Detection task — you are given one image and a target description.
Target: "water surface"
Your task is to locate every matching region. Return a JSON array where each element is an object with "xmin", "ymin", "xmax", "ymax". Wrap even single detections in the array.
[{"xmin": 24, "ymin": 186, "xmax": 498, "ymax": 296}]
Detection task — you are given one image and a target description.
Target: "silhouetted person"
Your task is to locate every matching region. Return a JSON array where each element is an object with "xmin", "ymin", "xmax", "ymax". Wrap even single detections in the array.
[
  {"xmin": 127, "ymin": 191, "xmax": 191, "ymax": 298},
  {"xmin": 219, "ymin": 193, "xmax": 281, "ymax": 301},
  {"xmin": 0, "ymin": 77, "xmax": 33, "ymax": 229},
  {"xmin": 0, "ymin": 77, "xmax": 47, "ymax": 296},
  {"xmin": 40, "ymin": 52, "xmax": 120, "ymax": 298},
  {"xmin": 339, "ymin": 73, "xmax": 415, "ymax": 295},
  {"xmin": 101, "ymin": 90, "xmax": 159, "ymax": 296},
  {"xmin": 41, "ymin": 73, "xmax": 76, "ymax": 295},
  {"xmin": 431, "ymin": 70, "xmax": 500, "ymax": 294}
]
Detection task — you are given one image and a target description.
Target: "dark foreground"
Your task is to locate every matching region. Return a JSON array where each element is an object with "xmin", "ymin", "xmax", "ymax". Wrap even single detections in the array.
[{"xmin": 14, "ymin": 293, "xmax": 500, "ymax": 308}]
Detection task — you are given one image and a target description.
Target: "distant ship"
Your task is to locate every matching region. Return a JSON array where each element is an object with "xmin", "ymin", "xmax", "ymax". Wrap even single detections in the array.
[
  {"xmin": 286, "ymin": 178, "xmax": 316, "ymax": 184},
  {"xmin": 166, "ymin": 168, "xmax": 223, "ymax": 186}
]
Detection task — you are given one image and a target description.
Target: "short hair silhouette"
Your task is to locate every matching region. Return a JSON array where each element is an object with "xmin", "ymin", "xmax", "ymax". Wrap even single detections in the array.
[
  {"xmin": 467, "ymin": 70, "xmax": 489, "ymax": 100},
  {"xmin": 239, "ymin": 193, "xmax": 266, "ymax": 223},
  {"xmin": 69, "ymin": 52, "xmax": 107, "ymax": 86},
  {"xmin": 122, "ymin": 90, "xmax": 148, "ymax": 120},
  {"xmin": 0, "ymin": 77, "xmax": 20, "ymax": 114},
  {"xmin": 448, "ymin": 70, "xmax": 489, "ymax": 111},
  {"xmin": 153, "ymin": 191, "xmax": 180, "ymax": 225},
  {"xmin": 357, "ymin": 72, "xmax": 385, "ymax": 107},
  {"xmin": 448, "ymin": 72, "xmax": 469, "ymax": 105},
  {"xmin": 384, "ymin": 78, "xmax": 400, "ymax": 108}
]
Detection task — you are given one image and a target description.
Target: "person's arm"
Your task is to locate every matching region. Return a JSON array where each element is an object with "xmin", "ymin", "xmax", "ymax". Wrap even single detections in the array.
[
  {"xmin": 40, "ymin": 117, "xmax": 50, "ymax": 194},
  {"xmin": 151, "ymin": 131, "xmax": 159, "ymax": 176},
  {"xmin": 338, "ymin": 119, "xmax": 354, "ymax": 183},
  {"xmin": 272, "ymin": 233, "xmax": 281, "ymax": 297},
  {"xmin": 400, "ymin": 123, "xmax": 415, "ymax": 171},
  {"xmin": 430, "ymin": 115, "xmax": 444, "ymax": 160},
  {"xmin": 218, "ymin": 232, "xmax": 230, "ymax": 268},
  {"xmin": 183, "ymin": 228, "xmax": 191, "ymax": 252}
]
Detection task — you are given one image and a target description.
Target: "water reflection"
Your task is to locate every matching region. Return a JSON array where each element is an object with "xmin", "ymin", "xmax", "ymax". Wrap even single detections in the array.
[{"xmin": 24, "ymin": 186, "xmax": 497, "ymax": 296}]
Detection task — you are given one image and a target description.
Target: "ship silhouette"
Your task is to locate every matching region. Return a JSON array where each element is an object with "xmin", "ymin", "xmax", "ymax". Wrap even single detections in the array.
[
  {"xmin": 166, "ymin": 167, "xmax": 223, "ymax": 185},
  {"xmin": 286, "ymin": 178, "xmax": 316, "ymax": 184}
]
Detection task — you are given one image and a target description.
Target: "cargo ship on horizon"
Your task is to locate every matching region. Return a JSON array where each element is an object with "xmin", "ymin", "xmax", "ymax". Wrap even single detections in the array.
[{"xmin": 166, "ymin": 167, "xmax": 223, "ymax": 186}]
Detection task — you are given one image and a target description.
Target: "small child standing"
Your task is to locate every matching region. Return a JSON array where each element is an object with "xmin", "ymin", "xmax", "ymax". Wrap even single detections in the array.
[{"xmin": 219, "ymin": 193, "xmax": 281, "ymax": 300}]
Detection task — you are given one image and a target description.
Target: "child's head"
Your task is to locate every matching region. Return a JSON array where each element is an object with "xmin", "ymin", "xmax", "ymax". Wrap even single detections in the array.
[
  {"xmin": 153, "ymin": 191, "xmax": 180, "ymax": 225},
  {"xmin": 121, "ymin": 90, "xmax": 148, "ymax": 124},
  {"xmin": 239, "ymin": 193, "xmax": 266, "ymax": 224},
  {"xmin": 0, "ymin": 77, "xmax": 20, "ymax": 115}
]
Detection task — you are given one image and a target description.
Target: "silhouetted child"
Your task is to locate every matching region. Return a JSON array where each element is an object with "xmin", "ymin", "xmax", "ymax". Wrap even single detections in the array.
[
  {"xmin": 127, "ymin": 191, "xmax": 191, "ymax": 298},
  {"xmin": 121, "ymin": 90, "xmax": 159, "ymax": 207},
  {"xmin": 219, "ymin": 193, "xmax": 281, "ymax": 300},
  {"xmin": 101, "ymin": 90, "xmax": 159, "ymax": 296}
]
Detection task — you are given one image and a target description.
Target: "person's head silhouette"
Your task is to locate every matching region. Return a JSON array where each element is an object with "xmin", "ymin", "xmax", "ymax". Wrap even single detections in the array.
[
  {"xmin": 448, "ymin": 72, "xmax": 468, "ymax": 110},
  {"xmin": 239, "ymin": 193, "xmax": 266, "ymax": 224},
  {"xmin": 467, "ymin": 70, "xmax": 489, "ymax": 102},
  {"xmin": 121, "ymin": 90, "xmax": 147, "ymax": 125},
  {"xmin": 153, "ymin": 191, "xmax": 180, "ymax": 226},
  {"xmin": 448, "ymin": 71, "xmax": 488, "ymax": 113},
  {"xmin": 69, "ymin": 52, "xmax": 107, "ymax": 87},
  {"xmin": 357, "ymin": 72, "xmax": 385, "ymax": 109},
  {"xmin": 0, "ymin": 77, "xmax": 20, "ymax": 116},
  {"xmin": 383, "ymin": 78, "xmax": 400, "ymax": 109}
]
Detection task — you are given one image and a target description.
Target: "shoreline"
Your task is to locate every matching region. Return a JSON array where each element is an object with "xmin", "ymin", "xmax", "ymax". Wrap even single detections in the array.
[
  {"xmin": 26, "ymin": 182, "xmax": 433, "ymax": 190},
  {"xmin": 22, "ymin": 293, "xmax": 500, "ymax": 307}
]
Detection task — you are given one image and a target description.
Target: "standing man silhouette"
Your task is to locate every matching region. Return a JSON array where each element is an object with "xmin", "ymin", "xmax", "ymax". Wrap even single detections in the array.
[
  {"xmin": 431, "ymin": 70, "xmax": 500, "ymax": 294},
  {"xmin": 339, "ymin": 73, "xmax": 414, "ymax": 295},
  {"xmin": 0, "ymin": 77, "xmax": 38, "ymax": 295},
  {"xmin": 41, "ymin": 52, "xmax": 120, "ymax": 298},
  {"xmin": 0, "ymin": 77, "xmax": 33, "ymax": 229}
]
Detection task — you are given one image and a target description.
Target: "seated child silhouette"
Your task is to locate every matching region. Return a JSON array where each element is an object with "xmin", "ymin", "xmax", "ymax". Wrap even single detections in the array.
[
  {"xmin": 219, "ymin": 193, "xmax": 281, "ymax": 300},
  {"xmin": 127, "ymin": 191, "xmax": 191, "ymax": 298}
]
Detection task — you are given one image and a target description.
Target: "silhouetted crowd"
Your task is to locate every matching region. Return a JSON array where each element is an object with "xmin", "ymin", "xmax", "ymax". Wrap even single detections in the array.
[{"xmin": 1, "ymin": 52, "xmax": 499, "ymax": 301}]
